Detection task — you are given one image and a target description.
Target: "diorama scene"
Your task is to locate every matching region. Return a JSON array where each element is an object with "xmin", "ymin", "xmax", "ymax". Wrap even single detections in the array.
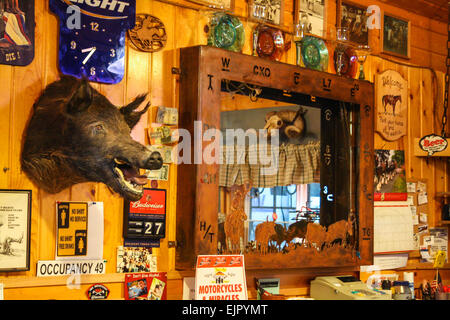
[
  {"xmin": 0, "ymin": 0, "xmax": 448, "ymax": 304},
  {"xmin": 216, "ymin": 83, "xmax": 359, "ymax": 268}
]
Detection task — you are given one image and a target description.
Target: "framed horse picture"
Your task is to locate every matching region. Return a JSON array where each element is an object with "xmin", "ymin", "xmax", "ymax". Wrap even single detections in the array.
[
  {"xmin": 375, "ymin": 70, "xmax": 408, "ymax": 141},
  {"xmin": 382, "ymin": 13, "xmax": 410, "ymax": 59}
]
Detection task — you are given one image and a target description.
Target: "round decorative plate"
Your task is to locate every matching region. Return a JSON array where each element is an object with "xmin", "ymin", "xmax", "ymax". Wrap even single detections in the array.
[
  {"xmin": 301, "ymin": 36, "xmax": 329, "ymax": 71},
  {"xmin": 128, "ymin": 14, "xmax": 167, "ymax": 52},
  {"xmin": 334, "ymin": 46, "xmax": 358, "ymax": 78},
  {"xmin": 208, "ymin": 14, "xmax": 245, "ymax": 53},
  {"xmin": 256, "ymin": 26, "xmax": 284, "ymax": 61}
]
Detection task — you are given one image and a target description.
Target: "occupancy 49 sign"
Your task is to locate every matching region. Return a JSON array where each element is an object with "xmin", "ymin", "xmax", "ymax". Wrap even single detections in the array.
[{"xmin": 195, "ymin": 255, "xmax": 247, "ymax": 300}]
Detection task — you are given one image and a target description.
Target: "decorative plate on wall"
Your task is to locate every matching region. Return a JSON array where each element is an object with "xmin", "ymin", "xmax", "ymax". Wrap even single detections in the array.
[
  {"xmin": 255, "ymin": 25, "xmax": 285, "ymax": 61},
  {"xmin": 333, "ymin": 46, "xmax": 358, "ymax": 78},
  {"xmin": 300, "ymin": 36, "xmax": 328, "ymax": 71},
  {"xmin": 207, "ymin": 13, "xmax": 244, "ymax": 53},
  {"xmin": 128, "ymin": 14, "xmax": 167, "ymax": 52}
]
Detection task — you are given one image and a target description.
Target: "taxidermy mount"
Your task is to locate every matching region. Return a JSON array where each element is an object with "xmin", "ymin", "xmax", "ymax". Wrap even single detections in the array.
[{"xmin": 21, "ymin": 75, "xmax": 163, "ymax": 201}]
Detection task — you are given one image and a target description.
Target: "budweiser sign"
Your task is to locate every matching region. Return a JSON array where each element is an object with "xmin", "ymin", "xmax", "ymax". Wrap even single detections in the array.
[
  {"xmin": 419, "ymin": 134, "xmax": 448, "ymax": 156},
  {"xmin": 128, "ymin": 188, "xmax": 166, "ymax": 215}
]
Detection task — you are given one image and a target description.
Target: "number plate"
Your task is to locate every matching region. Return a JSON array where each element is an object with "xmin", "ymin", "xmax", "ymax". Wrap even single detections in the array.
[{"xmin": 123, "ymin": 188, "xmax": 166, "ymax": 239}]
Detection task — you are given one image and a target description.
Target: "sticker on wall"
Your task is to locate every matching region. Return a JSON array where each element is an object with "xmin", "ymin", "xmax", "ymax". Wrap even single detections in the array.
[
  {"xmin": 128, "ymin": 14, "xmax": 167, "ymax": 52},
  {"xmin": 87, "ymin": 284, "xmax": 110, "ymax": 300},
  {"xmin": 49, "ymin": 0, "xmax": 136, "ymax": 84},
  {"xmin": 0, "ymin": 0, "xmax": 35, "ymax": 66}
]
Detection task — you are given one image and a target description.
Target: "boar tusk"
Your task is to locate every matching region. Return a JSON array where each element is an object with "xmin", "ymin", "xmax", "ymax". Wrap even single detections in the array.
[{"xmin": 114, "ymin": 158, "xmax": 128, "ymax": 165}]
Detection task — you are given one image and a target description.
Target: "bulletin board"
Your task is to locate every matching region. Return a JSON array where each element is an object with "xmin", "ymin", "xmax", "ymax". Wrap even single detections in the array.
[{"xmin": 406, "ymin": 178, "xmax": 430, "ymax": 259}]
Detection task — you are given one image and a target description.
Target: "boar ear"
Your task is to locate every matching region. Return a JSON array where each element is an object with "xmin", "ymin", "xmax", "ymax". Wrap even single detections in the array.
[
  {"xmin": 120, "ymin": 94, "xmax": 151, "ymax": 129},
  {"xmin": 67, "ymin": 79, "xmax": 93, "ymax": 114}
]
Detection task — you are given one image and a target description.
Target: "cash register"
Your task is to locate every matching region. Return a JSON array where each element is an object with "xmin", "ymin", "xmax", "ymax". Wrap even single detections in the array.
[{"xmin": 310, "ymin": 275, "xmax": 391, "ymax": 300}]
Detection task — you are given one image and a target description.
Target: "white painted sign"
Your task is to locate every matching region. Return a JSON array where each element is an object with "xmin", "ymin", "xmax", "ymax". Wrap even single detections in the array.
[
  {"xmin": 195, "ymin": 255, "xmax": 247, "ymax": 300},
  {"xmin": 37, "ymin": 259, "xmax": 106, "ymax": 277}
]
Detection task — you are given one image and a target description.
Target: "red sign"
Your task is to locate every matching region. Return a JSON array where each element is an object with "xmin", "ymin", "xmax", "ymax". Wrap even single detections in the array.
[
  {"xmin": 125, "ymin": 272, "xmax": 167, "ymax": 300},
  {"xmin": 123, "ymin": 188, "xmax": 166, "ymax": 240},
  {"xmin": 128, "ymin": 188, "xmax": 166, "ymax": 215}
]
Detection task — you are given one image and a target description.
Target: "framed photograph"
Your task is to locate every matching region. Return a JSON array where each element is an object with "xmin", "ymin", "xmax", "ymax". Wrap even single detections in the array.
[
  {"xmin": 338, "ymin": 1, "xmax": 368, "ymax": 45},
  {"xmin": 185, "ymin": 0, "xmax": 234, "ymax": 11},
  {"xmin": 382, "ymin": 13, "xmax": 410, "ymax": 59},
  {"xmin": 248, "ymin": 0, "xmax": 283, "ymax": 26},
  {"xmin": 0, "ymin": 189, "xmax": 32, "ymax": 272},
  {"xmin": 294, "ymin": 0, "xmax": 326, "ymax": 38}
]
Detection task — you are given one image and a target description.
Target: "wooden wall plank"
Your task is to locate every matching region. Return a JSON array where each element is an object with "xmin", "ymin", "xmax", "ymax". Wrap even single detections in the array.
[{"xmin": 0, "ymin": 0, "xmax": 448, "ymax": 299}]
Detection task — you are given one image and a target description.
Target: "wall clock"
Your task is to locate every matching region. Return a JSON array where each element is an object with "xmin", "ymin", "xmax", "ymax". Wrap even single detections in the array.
[
  {"xmin": 0, "ymin": 0, "xmax": 35, "ymax": 66},
  {"xmin": 49, "ymin": 0, "xmax": 136, "ymax": 84}
]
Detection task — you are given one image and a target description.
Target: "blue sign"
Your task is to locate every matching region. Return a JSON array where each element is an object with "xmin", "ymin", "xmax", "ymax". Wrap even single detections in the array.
[{"xmin": 50, "ymin": 0, "xmax": 136, "ymax": 84}]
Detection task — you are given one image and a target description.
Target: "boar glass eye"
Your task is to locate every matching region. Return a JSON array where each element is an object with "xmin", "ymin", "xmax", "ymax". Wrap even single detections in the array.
[
  {"xmin": 92, "ymin": 124, "xmax": 105, "ymax": 135},
  {"xmin": 277, "ymin": 120, "xmax": 282, "ymax": 126}
]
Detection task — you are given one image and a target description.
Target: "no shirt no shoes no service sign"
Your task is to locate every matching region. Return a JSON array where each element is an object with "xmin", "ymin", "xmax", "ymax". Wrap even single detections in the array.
[{"xmin": 57, "ymin": 202, "xmax": 88, "ymax": 257}]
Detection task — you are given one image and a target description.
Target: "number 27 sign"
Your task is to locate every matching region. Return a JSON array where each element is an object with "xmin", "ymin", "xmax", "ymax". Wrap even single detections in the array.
[{"xmin": 123, "ymin": 188, "xmax": 166, "ymax": 240}]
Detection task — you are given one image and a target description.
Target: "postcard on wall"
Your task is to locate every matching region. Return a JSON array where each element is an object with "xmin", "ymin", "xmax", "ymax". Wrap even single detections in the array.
[
  {"xmin": 55, "ymin": 201, "xmax": 104, "ymax": 260},
  {"xmin": 420, "ymin": 228, "xmax": 448, "ymax": 263},
  {"xmin": 0, "ymin": 189, "xmax": 32, "ymax": 272},
  {"xmin": 374, "ymin": 149, "xmax": 407, "ymax": 201},
  {"xmin": 125, "ymin": 272, "xmax": 167, "ymax": 300},
  {"xmin": 297, "ymin": 0, "xmax": 325, "ymax": 37},
  {"xmin": 116, "ymin": 246, "xmax": 157, "ymax": 273}
]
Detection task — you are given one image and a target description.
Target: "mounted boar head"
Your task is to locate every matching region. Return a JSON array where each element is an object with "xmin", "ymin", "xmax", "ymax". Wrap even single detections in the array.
[{"xmin": 21, "ymin": 76, "xmax": 163, "ymax": 201}]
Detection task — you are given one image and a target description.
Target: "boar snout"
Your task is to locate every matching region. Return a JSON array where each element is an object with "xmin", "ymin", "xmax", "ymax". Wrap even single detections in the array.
[{"xmin": 146, "ymin": 151, "xmax": 163, "ymax": 170}]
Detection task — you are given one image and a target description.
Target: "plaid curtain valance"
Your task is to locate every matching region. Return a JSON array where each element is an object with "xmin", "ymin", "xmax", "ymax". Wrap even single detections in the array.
[{"xmin": 219, "ymin": 141, "xmax": 320, "ymax": 188}]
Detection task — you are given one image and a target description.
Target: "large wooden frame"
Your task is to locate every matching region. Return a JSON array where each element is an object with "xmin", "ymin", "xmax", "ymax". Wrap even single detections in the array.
[{"xmin": 175, "ymin": 45, "xmax": 374, "ymax": 270}]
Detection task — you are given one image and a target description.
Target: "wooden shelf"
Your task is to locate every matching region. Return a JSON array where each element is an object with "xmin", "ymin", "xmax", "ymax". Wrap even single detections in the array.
[
  {"xmin": 0, "ymin": 270, "xmax": 195, "ymax": 289},
  {"xmin": 435, "ymin": 192, "xmax": 450, "ymax": 198}
]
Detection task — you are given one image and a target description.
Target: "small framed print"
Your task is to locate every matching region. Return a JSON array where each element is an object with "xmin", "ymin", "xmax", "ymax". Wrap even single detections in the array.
[
  {"xmin": 382, "ymin": 13, "xmax": 410, "ymax": 59},
  {"xmin": 0, "ymin": 0, "xmax": 35, "ymax": 66},
  {"xmin": 0, "ymin": 189, "xmax": 32, "ymax": 272},
  {"xmin": 338, "ymin": 1, "xmax": 369, "ymax": 45},
  {"xmin": 249, "ymin": 0, "xmax": 283, "ymax": 26},
  {"xmin": 185, "ymin": 0, "xmax": 235, "ymax": 11},
  {"xmin": 294, "ymin": 0, "xmax": 326, "ymax": 38}
]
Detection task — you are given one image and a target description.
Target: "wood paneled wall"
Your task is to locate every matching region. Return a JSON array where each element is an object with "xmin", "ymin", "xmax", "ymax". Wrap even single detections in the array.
[{"xmin": 0, "ymin": 0, "xmax": 448, "ymax": 299}]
